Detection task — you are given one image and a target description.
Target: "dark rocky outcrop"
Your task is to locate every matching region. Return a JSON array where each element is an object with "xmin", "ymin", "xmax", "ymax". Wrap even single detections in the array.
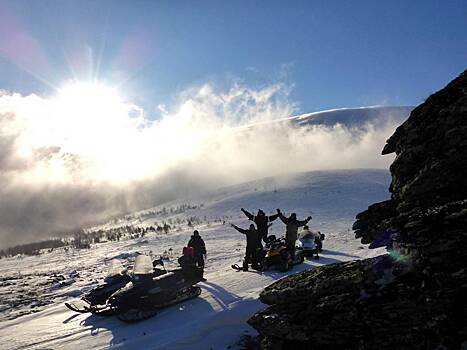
[{"xmin": 248, "ymin": 70, "xmax": 467, "ymax": 349}]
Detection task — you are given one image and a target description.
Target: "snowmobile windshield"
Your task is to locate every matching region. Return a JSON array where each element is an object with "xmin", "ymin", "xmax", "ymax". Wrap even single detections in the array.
[
  {"xmin": 133, "ymin": 255, "xmax": 153, "ymax": 276},
  {"xmin": 301, "ymin": 233, "xmax": 315, "ymax": 240},
  {"xmin": 106, "ymin": 259, "xmax": 125, "ymax": 277}
]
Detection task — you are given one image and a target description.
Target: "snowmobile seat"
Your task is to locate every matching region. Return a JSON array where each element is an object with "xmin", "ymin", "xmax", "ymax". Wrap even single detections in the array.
[
  {"xmin": 133, "ymin": 272, "xmax": 179, "ymax": 290},
  {"xmin": 183, "ymin": 246, "xmax": 194, "ymax": 257},
  {"xmin": 153, "ymin": 271, "xmax": 176, "ymax": 283},
  {"xmin": 104, "ymin": 272, "xmax": 129, "ymax": 284},
  {"xmin": 152, "ymin": 270, "xmax": 199, "ymax": 290},
  {"xmin": 155, "ymin": 271, "xmax": 174, "ymax": 279}
]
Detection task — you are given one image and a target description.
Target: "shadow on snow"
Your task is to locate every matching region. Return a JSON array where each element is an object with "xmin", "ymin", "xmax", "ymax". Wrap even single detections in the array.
[{"xmin": 78, "ymin": 294, "xmax": 216, "ymax": 348}]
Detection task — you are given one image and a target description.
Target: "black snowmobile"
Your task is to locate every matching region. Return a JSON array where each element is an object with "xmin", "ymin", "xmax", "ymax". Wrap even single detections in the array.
[
  {"xmin": 108, "ymin": 254, "xmax": 203, "ymax": 322},
  {"xmin": 65, "ymin": 259, "xmax": 132, "ymax": 315},
  {"xmin": 65, "ymin": 255, "xmax": 202, "ymax": 322}
]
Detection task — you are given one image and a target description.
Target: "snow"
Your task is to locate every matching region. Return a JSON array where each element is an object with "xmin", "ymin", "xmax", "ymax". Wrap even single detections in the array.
[
  {"xmin": 292, "ymin": 106, "xmax": 413, "ymax": 127},
  {"xmin": 241, "ymin": 105, "xmax": 413, "ymax": 129},
  {"xmin": 0, "ymin": 169, "xmax": 390, "ymax": 349}
]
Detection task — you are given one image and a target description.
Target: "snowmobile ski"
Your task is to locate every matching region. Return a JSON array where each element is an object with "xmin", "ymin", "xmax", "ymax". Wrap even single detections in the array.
[
  {"xmin": 65, "ymin": 301, "xmax": 117, "ymax": 316},
  {"xmin": 65, "ymin": 301, "xmax": 90, "ymax": 313},
  {"xmin": 231, "ymin": 264, "xmax": 243, "ymax": 270},
  {"xmin": 231, "ymin": 264, "xmax": 264, "ymax": 273}
]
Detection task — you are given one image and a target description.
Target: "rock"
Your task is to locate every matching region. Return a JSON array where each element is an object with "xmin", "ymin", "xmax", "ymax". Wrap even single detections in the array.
[{"xmin": 248, "ymin": 70, "xmax": 467, "ymax": 349}]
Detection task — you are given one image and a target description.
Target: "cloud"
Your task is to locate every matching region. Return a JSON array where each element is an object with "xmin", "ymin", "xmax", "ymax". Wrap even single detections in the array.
[{"xmin": 0, "ymin": 81, "xmax": 405, "ymax": 247}]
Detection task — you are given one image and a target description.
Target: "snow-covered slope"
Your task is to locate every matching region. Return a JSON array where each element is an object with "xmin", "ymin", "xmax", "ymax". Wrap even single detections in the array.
[
  {"xmin": 0, "ymin": 169, "xmax": 391, "ymax": 350},
  {"xmin": 292, "ymin": 106, "xmax": 413, "ymax": 127},
  {"xmin": 244, "ymin": 105, "xmax": 413, "ymax": 129}
]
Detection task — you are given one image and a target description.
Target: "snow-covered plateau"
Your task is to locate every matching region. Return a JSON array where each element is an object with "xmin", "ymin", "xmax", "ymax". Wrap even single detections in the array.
[{"xmin": 0, "ymin": 169, "xmax": 392, "ymax": 350}]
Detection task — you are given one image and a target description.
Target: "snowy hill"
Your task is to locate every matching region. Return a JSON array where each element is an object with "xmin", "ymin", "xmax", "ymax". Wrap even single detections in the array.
[
  {"xmin": 246, "ymin": 105, "xmax": 413, "ymax": 128},
  {"xmin": 292, "ymin": 106, "xmax": 413, "ymax": 127},
  {"xmin": 0, "ymin": 169, "xmax": 391, "ymax": 350}
]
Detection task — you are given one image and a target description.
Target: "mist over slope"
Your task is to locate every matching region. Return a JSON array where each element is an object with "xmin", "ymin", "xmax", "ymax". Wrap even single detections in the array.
[
  {"xmin": 156, "ymin": 168, "xmax": 392, "ymax": 233},
  {"xmin": 0, "ymin": 95, "xmax": 411, "ymax": 247}
]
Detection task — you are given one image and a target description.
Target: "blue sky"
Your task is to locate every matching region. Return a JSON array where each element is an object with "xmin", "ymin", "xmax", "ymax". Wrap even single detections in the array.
[{"xmin": 0, "ymin": 0, "xmax": 466, "ymax": 117}]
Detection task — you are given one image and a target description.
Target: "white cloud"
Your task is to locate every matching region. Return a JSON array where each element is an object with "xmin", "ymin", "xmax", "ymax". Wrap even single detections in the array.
[{"xmin": 0, "ymin": 81, "xmax": 402, "ymax": 247}]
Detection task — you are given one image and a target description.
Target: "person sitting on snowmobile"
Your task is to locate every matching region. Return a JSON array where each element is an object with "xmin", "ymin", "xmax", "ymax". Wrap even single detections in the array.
[
  {"xmin": 301, "ymin": 225, "xmax": 322, "ymax": 243},
  {"xmin": 231, "ymin": 223, "xmax": 262, "ymax": 271},
  {"xmin": 241, "ymin": 208, "xmax": 280, "ymax": 243},
  {"xmin": 301, "ymin": 225, "xmax": 322, "ymax": 258},
  {"xmin": 277, "ymin": 209, "xmax": 312, "ymax": 259},
  {"xmin": 188, "ymin": 230, "xmax": 206, "ymax": 268},
  {"xmin": 178, "ymin": 245, "xmax": 206, "ymax": 281}
]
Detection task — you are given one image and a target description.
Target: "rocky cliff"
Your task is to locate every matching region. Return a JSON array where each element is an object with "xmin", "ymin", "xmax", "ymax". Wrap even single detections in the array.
[{"xmin": 248, "ymin": 70, "xmax": 467, "ymax": 349}]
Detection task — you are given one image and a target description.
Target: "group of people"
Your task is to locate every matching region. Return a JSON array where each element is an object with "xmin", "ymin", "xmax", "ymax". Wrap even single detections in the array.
[
  {"xmin": 231, "ymin": 208, "xmax": 312, "ymax": 271},
  {"xmin": 180, "ymin": 208, "xmax": 315, "ymax": 274}
]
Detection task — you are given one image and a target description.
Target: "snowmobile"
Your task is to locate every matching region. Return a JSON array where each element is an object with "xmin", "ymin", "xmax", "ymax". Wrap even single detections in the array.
[
  {"xmin": 64, "ymin": 257, "xmax": 170, "ymax": 316},
  {"xmin": 296, "ymin": 230, "xmax": 324, "ymax": 259},
  {"xmin": 108, "ymin": 254, "xmax": 203, "ymax": 322},
  {"xmin": 258, "ymin": 235, "xmax": 304, "ymax": 271},
  {"xmin": 65, "ymin": 259, "xmax": 132, "ymax": 314},
  {"xmin": 232, "ymin": 236, "xmax": 304, "ymax": 272}
]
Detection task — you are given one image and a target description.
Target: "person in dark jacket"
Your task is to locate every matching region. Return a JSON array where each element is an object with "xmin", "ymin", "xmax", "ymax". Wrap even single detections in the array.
[
  {"xmin": 231, "ymin": 223, "xmax": 262, "ymax": 271},
  {"xmin": 277, "ymin": 209, "xmax": 311, "ymax": 258},
  {"xmin": 188, "ymin": 230, "xmax": 206, "ymax": 268},
  {"xmin": 241, "ymin": 208, "xmax": 280, "ymax": 243}
]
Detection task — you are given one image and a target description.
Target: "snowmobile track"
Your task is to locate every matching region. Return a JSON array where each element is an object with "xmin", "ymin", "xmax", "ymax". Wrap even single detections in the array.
[{"xmin": 117, "ymin": 285, "xmax": 202, "ymax": 323}]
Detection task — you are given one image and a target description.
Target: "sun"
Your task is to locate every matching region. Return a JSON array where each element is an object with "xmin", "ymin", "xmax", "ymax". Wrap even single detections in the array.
[
  {"xmin": 54, "ymin": 81, "xmax": 123, "ymax": 117},
  {"xmin": 49, "ymin": 81, "xmax": 128, "ymax": 151},
  {"xmin": 38, "ymin": 81, "xmax": 151, "ymax": 182}
]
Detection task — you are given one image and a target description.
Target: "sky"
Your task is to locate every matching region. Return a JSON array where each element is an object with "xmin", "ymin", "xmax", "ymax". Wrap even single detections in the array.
[
  {"xmin": 0, "ymin": 0, "xmax": 466, "ymax": 247},
  {"xmin": 0, "ymin": 0, "xmax": 466, "ymax": 116}
]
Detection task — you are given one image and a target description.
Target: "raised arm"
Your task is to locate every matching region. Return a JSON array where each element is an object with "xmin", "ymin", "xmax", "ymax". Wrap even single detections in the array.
[
  {"xmin": 268, "ymin": 213, "xmax": 280, "ymax": 222},
  {"xmin": 241, "ymin": 208, "xmax": 254, "ymax": 221},
  {"xmin": 297, "ymin": 216, "xmax": 312, "ymax": 227},
  {"xmin": 279, "ymin": 213, "xmax": 288, "ymax": 224},
  {"xmin": 231, "ymin": 224, "xmax": 248, "ymax": 235}
]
